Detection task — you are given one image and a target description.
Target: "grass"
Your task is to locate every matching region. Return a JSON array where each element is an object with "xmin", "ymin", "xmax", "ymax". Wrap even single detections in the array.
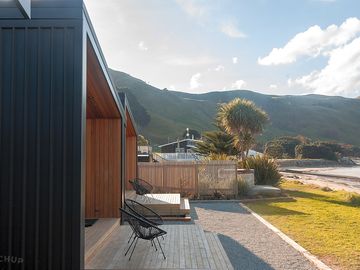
[{"xmin": 245, "ymin": 181, "xmax": 360, "ymax": 270}]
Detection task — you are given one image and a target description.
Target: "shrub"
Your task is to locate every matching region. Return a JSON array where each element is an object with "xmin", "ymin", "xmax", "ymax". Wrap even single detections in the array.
[
  {"xmin": 265, "ymin": 136, "xmax": 304, "ymax": 158},
  {"xmin": 264, "ymin": 142, "xmax": 284, "ymax": 158},
  {"xmin": 238, "ymin": 179, "xmax": 250, "ymax": 197},
  {"xmin": 276, "ymin": 137, "xmax": 303, "ymax": 158},
  {"xmin": 318, "ymin": 141, "xmax": 342, "ymax": 153},
  {"xmin": 341, "ymin": 144, "xmax": 360, "ymax": 157},
  {"xmin": 239, "ymin": 155, "xmax": 281, "ymax": 186},
  {"xmin": 346, "ymin": 193, "xmax": 360, "ymax": 206},
  {"xmin": 295, "ymin": 144, "xmax": 337, "ymax": 161}
]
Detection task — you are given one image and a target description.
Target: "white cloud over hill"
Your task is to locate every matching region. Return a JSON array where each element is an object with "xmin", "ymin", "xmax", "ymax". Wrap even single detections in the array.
[{"xmin": 258, "ymin": 17, "xmax": 360, "ymax": 97}]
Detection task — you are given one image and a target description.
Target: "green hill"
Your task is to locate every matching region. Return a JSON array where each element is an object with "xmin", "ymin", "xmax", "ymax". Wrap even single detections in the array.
[{"xmin": 109, "ymin": 69, "xmax": 360, "ymax": 147}]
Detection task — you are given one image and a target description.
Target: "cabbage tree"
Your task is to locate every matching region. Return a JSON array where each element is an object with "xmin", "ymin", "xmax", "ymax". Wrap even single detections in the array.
[{"xmin": 217, "ymin": 98, "xmax": 268, "ymax": 159}]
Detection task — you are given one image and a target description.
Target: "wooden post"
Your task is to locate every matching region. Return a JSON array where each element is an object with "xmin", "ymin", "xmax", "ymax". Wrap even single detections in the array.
[
  {"xmin": 195, "ymin": 162, "xmax": 199, "ymax": 198},
  {"xmin": 162, "ymin": 162, "xmax": 165, "ymax": 193},
  {"xmin": 234, "ymin": 161, "xmax": 238, "ymax": 197}
]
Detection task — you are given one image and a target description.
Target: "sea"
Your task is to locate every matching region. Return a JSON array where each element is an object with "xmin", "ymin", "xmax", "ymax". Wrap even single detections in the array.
[{"xmin": 312, "ymin": 166, "xmax": 360, "ymax": 178}]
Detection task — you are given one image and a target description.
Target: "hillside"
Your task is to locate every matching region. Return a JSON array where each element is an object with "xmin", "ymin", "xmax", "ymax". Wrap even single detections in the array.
[{"xmin": 109, "ymin": 69, "xmax": 360, "ymax": 146}]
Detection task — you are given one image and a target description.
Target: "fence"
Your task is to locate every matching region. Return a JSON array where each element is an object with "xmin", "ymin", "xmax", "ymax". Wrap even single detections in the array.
[
  {"xmin": 138, "ymin": 161, "xmax": 238, "ymax": 198},
  {"xmin": 154, "ymin": 152, "xmax": 203, "ymax": 161}
]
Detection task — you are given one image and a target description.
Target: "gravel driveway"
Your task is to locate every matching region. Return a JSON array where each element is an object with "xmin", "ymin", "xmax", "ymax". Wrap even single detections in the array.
[{"xmin": 191, "ymin": 202, "xmax": 318, "ymax": 270}]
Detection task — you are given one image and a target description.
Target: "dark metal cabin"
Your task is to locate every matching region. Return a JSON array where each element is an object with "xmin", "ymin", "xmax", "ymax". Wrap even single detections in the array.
[{"xmin": 0, "ymin": 1, "xmax": 137, "ymax": 269}]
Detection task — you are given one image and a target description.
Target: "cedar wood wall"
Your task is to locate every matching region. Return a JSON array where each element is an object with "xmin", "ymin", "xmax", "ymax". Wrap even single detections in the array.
[{"xmin": 85, "ymin": 119, "xmax": 122, "ymax": 218}]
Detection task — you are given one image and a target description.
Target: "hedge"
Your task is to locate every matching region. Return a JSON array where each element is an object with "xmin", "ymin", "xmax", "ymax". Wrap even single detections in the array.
[{"xmin": 295, "ymin": 144, "xmax": 337, "ymax": 161}]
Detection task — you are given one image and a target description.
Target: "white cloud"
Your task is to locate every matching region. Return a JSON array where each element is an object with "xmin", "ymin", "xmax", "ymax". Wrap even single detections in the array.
[
  {"xmin": 190, "ymin": 73, "xmax": 202, "ymax": 89},
  {"xmin": 293, "ymin": 36, "xmax": 360, "ymax": 97},
  {"xmin": 287, "ymin": 78, "xmax": 293, "ymax": 87},
  {"xmin": 138, "ymin": 41, "xmax": 148, "ymax": 51},
  {"xmin": 176, "ymin": 0, "xmax": 207, "ymax": 18},
  {"xmin": 168, "ymin": 85, "xmax": 176, "ymax": 90},
  {"xmin": 258, "ymin": 17, "xmax": 360, "ymax": 65},
  {"xmin": 232, "ymin": 57, "xmax": 238, "ymax": 64},
  {"xmin": 220, "ymin": 21, "xmax": 246, "ymax": 38},
  {"xmin": 269, "ymin": 84, "xmax": 278, "ymax": 89},
  {"xmin": 165, "ymin": 55, "xmax": 215, "ymax": 66},
  {"xmin": 231, "ymin": 80, "xmax": 246, "ymax": 89},
  {"xmin": 214, "ymin": 65, "xmax": 225, "ymax": 71}
]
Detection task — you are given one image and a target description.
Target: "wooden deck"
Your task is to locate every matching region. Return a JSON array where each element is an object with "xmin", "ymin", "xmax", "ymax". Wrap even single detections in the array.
[
  {"xmin": 85, "ymin": 224, "xmax": 233, "ymax": 269},
  {"xmin": 85, "ymin": 219, "xmax": 119, "ymax": 263},
  {"xmin": 127, "ymin": 192, "xmax": 191, "ymax": 218}
]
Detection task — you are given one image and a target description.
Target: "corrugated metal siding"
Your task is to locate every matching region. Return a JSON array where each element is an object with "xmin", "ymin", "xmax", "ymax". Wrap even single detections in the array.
[{"xmin": 0, "ymin": 22, "xmax": 84, "ymax": 270}]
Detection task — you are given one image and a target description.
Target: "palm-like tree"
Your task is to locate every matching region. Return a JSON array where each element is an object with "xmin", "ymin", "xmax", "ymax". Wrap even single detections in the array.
[
  {"xmin": 195, "ymin": 131, "xmax": 238, "ymax": 156},
  {"xmin": 217, "ymin": 98, "xmax": 268, "ymax": 159}
]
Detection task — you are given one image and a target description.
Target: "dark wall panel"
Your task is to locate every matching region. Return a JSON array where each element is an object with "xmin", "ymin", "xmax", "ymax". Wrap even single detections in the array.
[
  {"xmin": 0, "ymin": 0, "xmax": 83, "ymax": 19},
  {"xmin": 0, "ymin": 21, "xmax": 84, "ymax": 270}
]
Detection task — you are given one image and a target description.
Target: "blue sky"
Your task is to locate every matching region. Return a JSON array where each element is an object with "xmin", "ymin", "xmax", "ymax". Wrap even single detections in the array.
[{"xmin": 84, "ymin": 0, "xmax": 360, "ymax": 97}]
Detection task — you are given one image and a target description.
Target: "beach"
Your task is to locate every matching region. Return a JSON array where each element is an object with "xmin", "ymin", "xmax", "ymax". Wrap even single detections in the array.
[{"xmin": 281, "ymin": 161, "xmax": 360, "ymax": 194}]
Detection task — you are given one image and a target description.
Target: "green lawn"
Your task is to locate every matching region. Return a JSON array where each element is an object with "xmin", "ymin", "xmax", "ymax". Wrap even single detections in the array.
[{"xmin": 245, "ymin": 181, "xmax": 360, "ymax": 270}]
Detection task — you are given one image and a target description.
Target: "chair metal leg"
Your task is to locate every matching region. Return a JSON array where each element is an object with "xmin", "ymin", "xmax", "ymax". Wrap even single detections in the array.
[
  {"xmin": 125, "ymin": 236, "xmax": 137, "ymax": 256},
  {"xmin": 124, "ymin": 231, "xmax": 136, "ymax": 252},
  {"xmin": 156, "ymin": 237, "xmax": 166, "ymax": 260},
  {"xmin": 152, "ymin": 239, "xmax": 157, "ymax": 251},
  {"xmin": 143, "ymin": 194, "xmax": 150, "ymax": 203},
  {"xmin": 127, "ymin": 231, "xmax": 135, "ymax": 243},
  {"xmin": 147, "ymin": 193, "xmax": 155, "ymax": 203},
  {"xmin": 128, "ymin": 237, "xmax": 139, "ymax": 261}
]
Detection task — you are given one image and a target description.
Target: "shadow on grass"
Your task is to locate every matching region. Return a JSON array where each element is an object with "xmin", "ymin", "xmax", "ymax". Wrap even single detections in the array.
[
  {"xmin": 285, "ymin": 189, "xmax": 360, "ymax": 209},
  {"xmin": 285, "ymin": 189, "xmax": 330, "ymax": 200},
  {"xmin": 248, "ymin": 203, "xmax": 308, "ymax": 216},
  {"xmin": 217, "ymin": 233, "xmax": 275, "ymax": 270}
]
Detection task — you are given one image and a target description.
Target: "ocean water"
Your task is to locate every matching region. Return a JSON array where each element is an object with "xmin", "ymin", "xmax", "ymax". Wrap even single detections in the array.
[{"xmin": 312, "ymin": 166, "xmax": 360, "ymax": 178}]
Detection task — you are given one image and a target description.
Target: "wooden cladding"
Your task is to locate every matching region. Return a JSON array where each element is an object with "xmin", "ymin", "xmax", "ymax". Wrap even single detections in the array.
[
  {"xmin": 126, "ymin": 110, "xmax": 136, "ymax": 136},
  {"xmin": 125, "ymin": 109, "xmax": 138, "ymax": 189},
  {"xmin": 86, "ymin": 39, "xmax": 120, "ymax": 119},
  {"xmin": 86, "ymin": 119, "xmax": 122, "ymax": 218},
  {"xmin": 125, "ymin": 135, "xmax": 137, "ymax": 189}
]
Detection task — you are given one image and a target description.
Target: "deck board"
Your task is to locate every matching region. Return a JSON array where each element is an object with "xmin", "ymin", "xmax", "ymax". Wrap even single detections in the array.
[
  {"xmin": 128, "ymin": 193, "xmax": 180, "ymax": 205},
  {"xmin": 85, "ymin": 224, "xmax": 233, "ymax": 269},
  {"xmin": 85, "ymin": 218, "xmax": 119, "ymax": 263}
]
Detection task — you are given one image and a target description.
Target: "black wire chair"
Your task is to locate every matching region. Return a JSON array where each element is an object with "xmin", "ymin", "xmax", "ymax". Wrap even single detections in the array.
[
  {"xmin": 129, "ymin": 178, "xmax": 153, "ymax": 196},
  {"xmin": 120, "ymin": 208, "xmax": 167, "ymax": 261},
  {"xmin": 125, "ymin": 199, "xmax": 163, "ymax": 225},
  {"xmin": 124, "ymin": 199, "xmax": 164, "ymax": 245}
]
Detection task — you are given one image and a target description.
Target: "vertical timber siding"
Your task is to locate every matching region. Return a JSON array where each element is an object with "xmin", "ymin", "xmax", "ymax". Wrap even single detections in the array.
[
  {"xmin": 125, "ymin": 136, "xmax": 137, "ymax": 185},
  {"xmin": 85, "ymin": 119, "xmax": 121, "ymax": 218},
  {"xmin": 0, "ymin": 21, "xmax": 84, "ymax": 270}
]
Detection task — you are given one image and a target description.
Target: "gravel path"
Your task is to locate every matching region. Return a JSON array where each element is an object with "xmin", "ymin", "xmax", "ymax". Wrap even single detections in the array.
[{"xmin": 190, "ymin": 202, "xmax": 318, "ymax": 270}]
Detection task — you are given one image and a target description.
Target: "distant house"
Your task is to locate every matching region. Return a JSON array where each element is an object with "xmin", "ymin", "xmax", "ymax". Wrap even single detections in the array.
[
  {"xmin": 138, "ymin": 145, "xmax": 153, "ymax": 162},
  {"xmin": 158, "ymin": 138, "xmax": 201, "ymax": 153}
]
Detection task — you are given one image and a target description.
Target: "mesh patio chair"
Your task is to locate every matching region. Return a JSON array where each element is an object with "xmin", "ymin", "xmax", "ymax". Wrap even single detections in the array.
[
  {"xmin": 124, "ymin": 199, "xmax": 164, "ymax": 244},
  {"xmin": 129, "ymin": 178, "xmax": 154, "ymax": 202},
  {"xmin": 120, "ymin": 208, "xmax": 167, "ymax": 261},
  {"xmin": 125, "ymin": 199, "xmax": 163, "ymax": 225}
]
